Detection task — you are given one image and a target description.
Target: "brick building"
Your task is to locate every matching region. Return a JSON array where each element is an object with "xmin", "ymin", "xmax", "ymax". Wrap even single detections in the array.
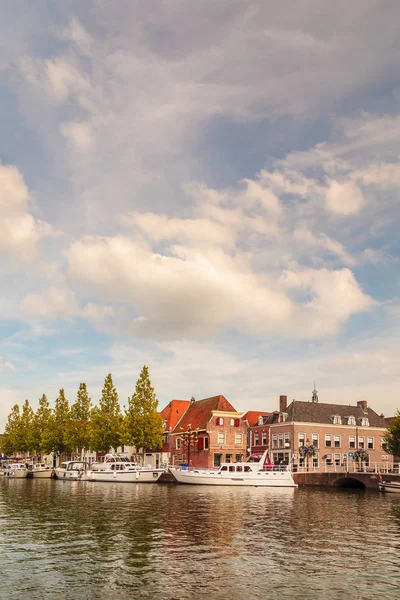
[
  {"xmin": 242, "ymin": 410, "xmax": 276, "ymax": 456},
  {"xmin": 168, "ymin": 395, "xmax": 247, "ymax": 468},
  {"xmin": 268, "ymin": 390, "xmax": 392, "ymax": 470}
]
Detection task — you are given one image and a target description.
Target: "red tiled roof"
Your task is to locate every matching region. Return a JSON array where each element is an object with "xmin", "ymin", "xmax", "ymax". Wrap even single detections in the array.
[
  {"xmin": 242, "ymin": 410, "xmax": 274, "ymax": 427},
  {"xmin": 172, "ymin": 395, "xmax": 238, "ymax": 432},
  {"xmin": 160, "ymin": 400, "xmax": 191, "ymax": 431}
]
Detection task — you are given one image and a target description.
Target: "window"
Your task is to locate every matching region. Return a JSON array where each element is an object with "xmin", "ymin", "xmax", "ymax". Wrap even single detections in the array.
[
  {"xmin": 254, "ymin": 431, "xmax": 259, "ymax": 446},
  {"xmin": 176, "ymin": 438, "xmax": 181, "ymax": 449},
  {"xmin": 226, "ymin": 454, "xmax": 232, "ymax": 463},
  {"xmin": 349, "ymin": 436, "xmax": 355, "ymax": 449},
  {"xmin": 204, "ymin": 437, "xmax": 209, "ymax": 450},
  {"xmin": 381, "ymin": 438, "xmax": 388, "ymax": 450},
  {"xmin": 235, "ymin": 454, "xmax": 243, "ymax": 462},
  {"xmin": 358, "ymin": 436, "xmax": 365, "ymax": 449},
  {"xmin": 332, "ymin": 415, "xmax": 342, "ymax": 425},
  {"xmin": 312, "ymin": 434, "xmax": 319, "ymax": 448},
  {"xmin": 272, "ymin": 434, "xmax": 278, "ymax": 449},
  {"xmin": 230, "ymin": 418, "xmax": 235, "ymax": 426},
  {"xmin": 218, "ymin": 432, "xmax": 226, "ymax": 445},
  {"xmin": 298, "ymin": 432, "xmax": 305, "ymax": 447},
  {"xmin": 236, "ymin": 465, "xmax": 243, "ymax": 472},
  {"xmin": 235, "ymin": 433, "xmax": 243, "ymax": 445},
  {"xmin": 334, "ymin": 453, "xmax": 341, "ymax": 466},
  {"xmin": 325, "ymin": 434, "xmax": 332, "ymax": 448},
  {"xmin": 325, "ymin": 453, "xmax": 333, "ymax": 466},
  {"xmin": 221, "ymin": 465, "xmax": 228, "ymax": 471},
  {"xmin": 284, "ymin": 432, "xmax": 290, "ymax": 447},
  {"xmin": 367, "ymin": 437, "xmax": 374, "ymax": 449},
  {"xmin": 229, "ymin": 465, "xmax": 235, "ymax": 472},
  {"xmin": 347, "ymin": 415, "xmax": 356, "ymax": 426},
  {"xmin": 312, "ymin": 454, "xmax": 319, "ymax": 469},
  {"xmin": 214, "ymin": 453, "xmax": 222, "ymax": 467},
  {"xmin": 262, "ymin": 431, "xmax": 267, "ymax": 445},
  {"xmin": 258, "ymin": 416, "xmax": 263, "ymax": 426},
  {"xmin": 360, "ymin": 417, "xmax": 369, "ymax": 427},
  {"xmin": 334, "ymin": 435, "xmax": 341, "ymax": 448},
  {"xmin": 278, "ymin": 433, "xmax": 284, "ymax": 448},
  {"xmin": 216, "ymin": 417, "xmax": 224, "ymax": 426}
]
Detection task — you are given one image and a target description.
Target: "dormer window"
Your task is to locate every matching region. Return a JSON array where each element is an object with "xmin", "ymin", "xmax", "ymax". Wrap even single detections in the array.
[
  {"xmin": 332, "ymin": 414, "xmax": 342, "ymax": 425},
  {"xmin": 258, "ymin": 416, "xmax": 263, "ymax": 426},
  {"xmin": 359, "ymin": 417, "xmax": 369, "ymax": 427},
  {"xmin": 279, "ymin": 412, "xmax": 288, "ymax": 423},
  {"xmin": 346, "ymin": 416, "xmax": 356, "ymax": 426}
]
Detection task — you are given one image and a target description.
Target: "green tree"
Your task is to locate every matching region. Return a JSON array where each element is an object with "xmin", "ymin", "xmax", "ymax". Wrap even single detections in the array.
[
  {"xmin": 32, "ymin": 394, "xmax": 52, "ymax": 454},
  {"xmin": 19, "ymin": 399, "xmax": 36, "ymax": 454},
  {"xmin": 383, "ymin": 411, "xmax": 400, "ymax": 458},
  {"xmin": 89, "ymin": 374, "xmax": 123, "ymax": 452},
  {"xmin": 2, "ymin": 404, "xmax": 24, "ymax": 455},
  {"xmin": 124, "ymin": 365, "xmax": 163, "ymax": 463},
  {"xmin": 66, "ymin": 383, "xmax": 92, "ymax": 457},
  {"xmin": 42, "ymin": 389, "xmax": 71, "ymax": 457}
]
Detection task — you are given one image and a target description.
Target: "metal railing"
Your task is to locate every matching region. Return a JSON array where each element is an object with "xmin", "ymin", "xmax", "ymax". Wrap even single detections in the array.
[{"xmin": 293, "ymin": 462, "xmax": 400, "ymax": 474}]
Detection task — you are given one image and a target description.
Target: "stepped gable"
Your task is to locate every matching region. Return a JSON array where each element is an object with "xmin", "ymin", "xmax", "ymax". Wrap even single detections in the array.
[
  {"xmin": 285, "ymin": 400, "xmax": 387, "ymax": 427},
  {"xmin": 174, "ymin": 395, "xmax": 237, "ymax": 432},
  {"xmin": 160, "ymin": 400, "xmax": 191, "ymax": 431}
]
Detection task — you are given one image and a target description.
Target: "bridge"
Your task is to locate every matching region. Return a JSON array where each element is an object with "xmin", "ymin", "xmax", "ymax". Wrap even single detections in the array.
[{"xmin": 293, "ymin": 471, "xmax": 400, "ymax": 489}]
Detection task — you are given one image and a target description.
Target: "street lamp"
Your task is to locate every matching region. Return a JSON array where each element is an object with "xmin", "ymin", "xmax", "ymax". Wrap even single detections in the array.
[{"xmin": 180, "ymin": 425, "xmax": 199, "ymax": 468}]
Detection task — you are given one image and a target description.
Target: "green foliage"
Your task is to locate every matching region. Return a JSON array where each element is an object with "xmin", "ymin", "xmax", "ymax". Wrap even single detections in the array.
[
  {"xmin": 42, "ymin": 389, "xmax": 71, "ymax": 457},
  {"xmin": 124, "ymin": 365, "xmax": 163, "ymax": 460},
  {"xmin": 32, "ymin": 394, "xmax": 52, "ymax": 453},
  {"xmin": 89, "ymin": 374, "xmax": 123, "ymax": 452},
  {"xmin": 20, "ymin": 399, "xmax": 36, "ymax": 453},
  {"xmin": 383, "ymin": 410, "xmax": 400, "ymax": 457},
  {"xmin": 2, "ymin": 404, "xmax": 24, "ymax": 455},
  {"xmin": 66, "ymin": 383, "xmax": 92, "ymax": 455}
]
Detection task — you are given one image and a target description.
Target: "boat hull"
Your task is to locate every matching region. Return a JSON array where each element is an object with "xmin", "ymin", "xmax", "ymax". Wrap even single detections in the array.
[
  {"xmin": 90, "ymin": 470, "xmax": 163, "ymax": 483},
  {"xmin": 3, "ymin": 469, "xmax": 29, "ymax": 479},
  {"xmin": 379, "ymin": 482, "xmax": 400, "ymax": 493},
  {"xmin": 31, "ymin": 469, "xmax": 54, "ymax": 478},
  {"xmin": 54, "ymin": 469, "xmax": 89, "ymax": 481},
  {"xmin": 170, "ymin": 469, "xmax": 297, "ymax": 487}
]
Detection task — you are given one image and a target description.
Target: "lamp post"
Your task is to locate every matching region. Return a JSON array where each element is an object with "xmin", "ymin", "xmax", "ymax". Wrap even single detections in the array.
[{"xmin": 180, "ymin": 425, "xmax": 198, "ymax": 468}]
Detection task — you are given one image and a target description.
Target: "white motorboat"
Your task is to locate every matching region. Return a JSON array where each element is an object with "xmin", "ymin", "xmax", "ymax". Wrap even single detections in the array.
[
  {"xmin": 3, "ymin": 463, "xmax": 30, "ymax": 479},
  {"xmin": 54, "ymin": 460, "xmax": 90, "ymax": 481},
  {"xmin": 30, "ymin": 463, "xmax": 54, "ymax": 479},
  {"xmin": 89, "ymin": 454, "xmax": 165, "ymax": 483},
  {"xmin": 378, "ymin": 479, "xmax": 400, "ymax": 493},
  {"xmin": 170, "ymin": 451, "xmax": 298, "ymax": 487}
]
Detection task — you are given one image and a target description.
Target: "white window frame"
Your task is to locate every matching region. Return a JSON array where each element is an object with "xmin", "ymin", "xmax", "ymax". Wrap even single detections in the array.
[
  {"xmin": 358, "ymin": 436, "xmax": 365, "ymax": 449},
  {"xmin": 325, "ymin": 434, "xmax": 332, "ymax": 448},
  {"xmin": 334, "ymin": 435, "xmax": 341, "ymax": 448},
  {"xmin": 312, "ymin": 434, "xmax": 319, "ymax": 448},
  {"xmin": 254, "ymin": 431, "xmax": 259, "ymax": 446},
  {"xmin": 218, "ymin": 432, "xmax": 226, "ymax": 445},
  {"xmin": 367, "ymin": 437, "xmax": 374, "ymax": 449},
  {"xmin": 298, "ymin": 432, "xmax": 305, "ymax": 447},
  {"xmin": 262, "ymin": 431, "xmax": 267, "ymax": 445},
  {"xmin": 230, "ymin": 418, "xmax": 235, "ymax": 426},
  {"xmin": 333, "ymin": 415, "xmax": 342, "ymax": 425},
  {"xmin": 272, "ymin": 434, "xmax": 278, "ymax": 449},
  {"xmin": 235, "ymin": 433, "xmax": 243, "ymax": 445},
  {"xmin": 349, "ymin": 435, "xmax": 356, "ymax": 449},
  {"xmin": 347, "ymin": 416, "xmax": 356, "ymax": 426}
]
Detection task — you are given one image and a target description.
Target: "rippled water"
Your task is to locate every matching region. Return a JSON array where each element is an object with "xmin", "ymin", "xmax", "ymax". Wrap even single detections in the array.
[{"xmin": 1, "ymin": 479, "xmax": 400, "ymax": 600}]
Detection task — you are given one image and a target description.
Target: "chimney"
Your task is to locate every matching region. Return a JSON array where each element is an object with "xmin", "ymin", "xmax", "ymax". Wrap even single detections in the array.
[
  {"xmin": 357, "ymin": 400, "xmax": 367, "ymax": 413},
  {"xmin": 279, "ymin": 395, "xmax": 287, "ymax": 412}
]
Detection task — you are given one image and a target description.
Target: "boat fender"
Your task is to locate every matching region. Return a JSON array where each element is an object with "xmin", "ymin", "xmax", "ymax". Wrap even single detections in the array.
[{"xmin": 113, "ymin": 471, "xmax": 117, "ymax": 478}]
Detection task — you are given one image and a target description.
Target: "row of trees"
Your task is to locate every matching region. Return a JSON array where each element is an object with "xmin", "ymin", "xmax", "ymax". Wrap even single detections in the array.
[{"xmin": 0, "ymin": 366, "xmax": 164, "ymax": 461}]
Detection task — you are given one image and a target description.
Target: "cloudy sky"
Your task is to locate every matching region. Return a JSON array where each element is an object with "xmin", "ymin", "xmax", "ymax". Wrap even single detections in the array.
[{"xmin": 1, "ymin": 0, "xmax": 400, "ymax": 428}]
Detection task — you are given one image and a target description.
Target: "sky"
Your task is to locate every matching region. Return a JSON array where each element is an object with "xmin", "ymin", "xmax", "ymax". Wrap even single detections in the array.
[{"xmin": 1, "ymin": 0, "xmax": 400, "ymax": 429}]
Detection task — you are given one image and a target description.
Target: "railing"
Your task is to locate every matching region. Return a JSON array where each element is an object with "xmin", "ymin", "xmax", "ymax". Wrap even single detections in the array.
[{"xmin": 293, "ymin": 462, "xmax": 400, "ymax": 474}]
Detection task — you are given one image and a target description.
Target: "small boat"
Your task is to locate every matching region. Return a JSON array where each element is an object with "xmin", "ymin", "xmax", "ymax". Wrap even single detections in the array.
[
  {"xmin": 169, "ymin": 451, "xmax": 298, "ymax": 487},
  {"xmin": 3, "ymin": 463, "xmax": 30, "ymax": 478},
  {"xmin": 30, "ymin": 463, "xmax": 54, "ymax": 479},
  {"xmin": 54, "ymin": 460, "xmax": 90, "ymax": 481},
  {"xmin": 89, "ymin": 454, "xmax": 165, "ymax": 483},
  {"xmin": 378, "ymin": 479, "xmax": 400, "ymax": 493}
]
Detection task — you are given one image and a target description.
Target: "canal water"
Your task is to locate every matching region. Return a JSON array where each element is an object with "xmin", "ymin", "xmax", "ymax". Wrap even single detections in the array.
[{"xmin": 0, "ymin": 480, "xmax": 399, "ymax": 600}]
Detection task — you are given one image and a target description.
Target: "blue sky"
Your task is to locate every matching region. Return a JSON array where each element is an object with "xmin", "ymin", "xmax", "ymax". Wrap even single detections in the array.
[{"xmin": 1, "ymin": 1, "xmax": 400, "ymax": 428}]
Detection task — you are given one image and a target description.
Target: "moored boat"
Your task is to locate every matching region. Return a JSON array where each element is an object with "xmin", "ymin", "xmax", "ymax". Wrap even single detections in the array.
[
  {"xmin": 30, "ymin": 463, "xmax": 54, "ymax": 478},
  {"xmin": 169, "ymin": 450, "xmax": 298, "ymax": 487},
  {"xmin": 378, "ymin": 479, "xmax": 400, "ymax": 493},
  {"xmin": 3, "ymin": 463, "xmax": 30, "ymax": 478},
  {"xmin": 54, "ymin": 460, "xmax": 90, "ymax": 481},
  {"xmin": 89, "ymin": 454, "xmax": 165, "ymax": 483}
]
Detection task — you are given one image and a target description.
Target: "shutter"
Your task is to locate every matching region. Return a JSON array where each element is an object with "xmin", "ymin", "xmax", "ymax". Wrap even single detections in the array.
[
  {"xmin": 197, "ymin": 437, "xmax": 204, "ymax": 451},
  {"xmin": 234, "ymin": 418, "xmax": 240, "ymax": 427}
]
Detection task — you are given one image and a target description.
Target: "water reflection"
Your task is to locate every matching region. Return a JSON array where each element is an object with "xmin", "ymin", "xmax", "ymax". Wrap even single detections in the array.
[{"xmin": 0, "ymin": 480, "xmax": 399, "ymax": 599}]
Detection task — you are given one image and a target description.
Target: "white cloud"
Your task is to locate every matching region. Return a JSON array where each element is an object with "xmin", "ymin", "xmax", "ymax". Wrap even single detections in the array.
[
  {"xmin": 20, "ymin": 287, "xmax": 77, "ymax": 321},
  {"xmin": 60, "ymin": 121, "xmax": 93, "ymax": 150},
  {"xmin": 0, "ymin": 357, "xmax": 15, "ymax": 372},
  {"xmin": 0, "ymin": 163, "xmax": 54, "ymax": 260},
  {"xmin": 325, "ymin": 180, "xmax": 365, "ymax": 215}
]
